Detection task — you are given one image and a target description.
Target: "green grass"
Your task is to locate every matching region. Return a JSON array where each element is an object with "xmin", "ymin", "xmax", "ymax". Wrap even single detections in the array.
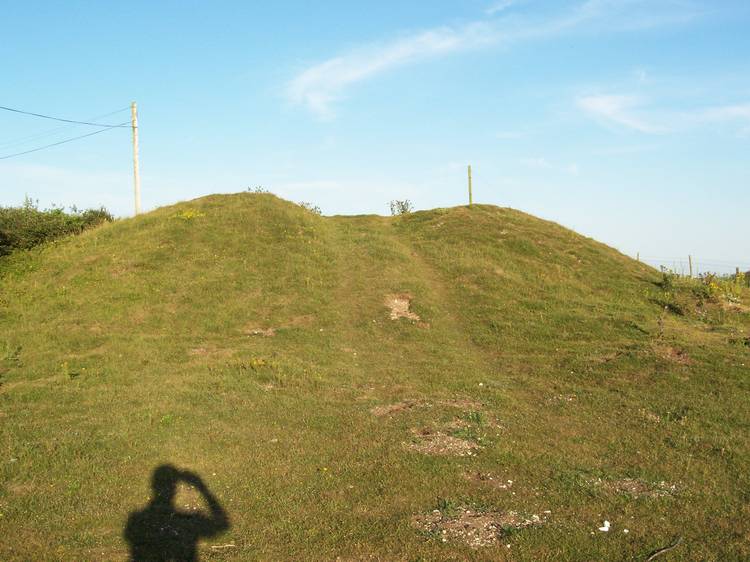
[{"xmin": 1, "ymin": 193, "xmax": 748, "ymax": 560}]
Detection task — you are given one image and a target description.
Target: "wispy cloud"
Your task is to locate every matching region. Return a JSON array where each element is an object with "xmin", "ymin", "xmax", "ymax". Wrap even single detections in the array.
[
  {"xmin": 287, "ymin": 0, "xmax": 702, "ymax": 119},
  {"xmin": 520, "ymin": 157, "xmax": 580, "ymax": 175},
  {"xmin": 577, "ymin": 95, "xmax": 664, "ymax": 133},
  {"xmin": 287, "ymin": 22, "xmax": 500, "ymax": 119},
  {"xmin": 700, "ymin": 103, "xmax": 750, "ymax": 122},
  {"xmin": 578, "ymin": 94, "xmax": 750, "ymax": 134},
  {"xmin": 486, "ymin": 1, "xmax": 517, "ymax": 16},
  {"xmin": 520, "ymin": 157, "xmax": 551, "ymax": 169}
]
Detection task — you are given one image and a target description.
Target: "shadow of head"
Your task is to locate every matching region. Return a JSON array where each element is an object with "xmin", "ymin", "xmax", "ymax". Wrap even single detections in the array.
[{"xmin": 124, "ymin": 464, "xmax": 230, "ymax": 562}]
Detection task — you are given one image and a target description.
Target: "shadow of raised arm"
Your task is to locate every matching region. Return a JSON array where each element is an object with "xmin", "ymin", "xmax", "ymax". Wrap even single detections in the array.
[{"xmin": 124, "ymin": 464, "xmax": 232, "ymax": 562}]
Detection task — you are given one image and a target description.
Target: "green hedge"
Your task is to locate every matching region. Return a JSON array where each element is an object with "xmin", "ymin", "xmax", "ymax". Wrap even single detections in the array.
[{"xmin": 0, "ymin": 199, "xmax": 113, "ymax": 256}]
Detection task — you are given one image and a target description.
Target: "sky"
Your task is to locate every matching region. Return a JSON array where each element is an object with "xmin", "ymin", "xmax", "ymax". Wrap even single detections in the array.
[{"xmin": 1, "ymin": 0, "xmax": 749, "ymax": 273}]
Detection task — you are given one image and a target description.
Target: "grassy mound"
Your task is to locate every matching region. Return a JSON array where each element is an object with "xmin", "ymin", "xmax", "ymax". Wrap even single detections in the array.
[{"xmin": 1, "ymin": 193, "xmax": 748, "ymax": 560}]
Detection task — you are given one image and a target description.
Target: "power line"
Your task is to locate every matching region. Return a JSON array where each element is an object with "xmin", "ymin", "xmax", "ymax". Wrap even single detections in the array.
[
  {"xmin": 0, "ymin": 122, "xmax": 129, "ymax": 160},
  {"xmin": 0, "ymin": 105, "xmax": 130, "ymax": 128},
  {"xmin": 0, "ymin": 107, "xmax": 130, "ymax": 150}
]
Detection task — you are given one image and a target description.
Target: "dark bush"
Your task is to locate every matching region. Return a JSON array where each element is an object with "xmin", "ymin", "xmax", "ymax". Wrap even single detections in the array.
[{"xmin": 0, "ymin": 198, "xmax": 113, "ymax": 256}]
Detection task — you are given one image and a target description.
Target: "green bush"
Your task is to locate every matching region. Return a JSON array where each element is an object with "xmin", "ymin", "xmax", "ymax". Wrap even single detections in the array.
[{"xmin": 0, "ymin": 197, "xmax": 113, "ymax": 256}]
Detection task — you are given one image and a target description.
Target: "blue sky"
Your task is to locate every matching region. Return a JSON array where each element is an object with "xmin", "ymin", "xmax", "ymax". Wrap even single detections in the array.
[{"xmin": 1, "ymin": 0, "xmax": 749, "ymax": 272}]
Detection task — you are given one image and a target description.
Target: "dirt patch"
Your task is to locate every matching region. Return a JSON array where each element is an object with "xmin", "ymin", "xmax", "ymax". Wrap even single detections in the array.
[
  {"xmin": 414, "ymin": 506, "xmax": 544, "ymax": 548},
  {"xmin": 592, "ymin": 478, "xmax": 678, "ymax": 498},
  {"xmin": 464, "ymin": 471, "xmax": 514, "ymax": 491},
  {"xmin": 187, "ymin": 346, "xmax": 234, "ymax": 358},
  {"xmin": 721, "ymin": 300, "xmax": 750, "ymax": 314},
  {"xmin": 638, "ymin": 409, "xmax": 662, "ymax": 423},
  {"xmin": 440, "ymin": 399, "xmax": 484, "ymax": 410},
  {"xmin": 656, "ymin": 345, "xmax": 691, "ymax": 365},
  {"xmin": 385, "ymin": 294, "xmax": 420, "ymax": 321},
  {"xmin": 246, "ymin": 327, "xmax": 276, "ymax": 337},
  {"xmin": 7, "ymin": 482, "xmax": 34, "ymax": 496},
  {"xmin": 370, "ymin": 399, "xmax": 427, "ymax": 417},
  {"xmin": 404, "ymin": 428, "xmax": 480, "ymax": 457}
]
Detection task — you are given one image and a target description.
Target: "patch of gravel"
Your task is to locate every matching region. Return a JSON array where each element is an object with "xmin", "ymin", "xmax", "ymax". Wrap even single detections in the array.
[
  {"xmin": 591, "ymin": 477, "xmax": 679, "ymax": 498},
  {"xmin": 638, "ymin": 408, "xmax": 662, "ymax": 423},
  {"xmin": 414, "ymin": 506, "xmax": 545, "ymax": 548},
  {"xmin": 404, "ymin": 428, "xmax": 480, "ymax": 457},
  {"xmin": 385, "ymin": 294, "xmax": 420, "ymax": 321},
  {"xmin": 464, "ymin": 471, "xmax": 514, "ymax": 491},
  {"xmin": 370, "ymin": 399, "xmax": 428, "ymax": 417},
  {"xmin": 246, "ymin": 327, "xmax": 276, "ymax": 337},
  {"xmin": 545, "ymin": 393, "xmax": 577, "ymax": 405}
]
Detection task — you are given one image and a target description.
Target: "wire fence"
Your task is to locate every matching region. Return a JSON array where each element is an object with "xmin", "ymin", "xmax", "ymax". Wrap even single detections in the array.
[{"xmin": 638, "ymin": 257, "xmax": 749, "ymax": 277}]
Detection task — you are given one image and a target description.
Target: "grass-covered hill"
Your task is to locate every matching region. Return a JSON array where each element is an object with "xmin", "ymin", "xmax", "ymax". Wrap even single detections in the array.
[{"xmin": 1, "ymin": 193, "xmax": 748, "ymax": 560}]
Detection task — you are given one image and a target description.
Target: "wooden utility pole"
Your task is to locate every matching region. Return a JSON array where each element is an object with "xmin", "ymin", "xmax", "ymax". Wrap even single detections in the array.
[
  {"xmin": 467, "ymin": 165, "xmax": 473, "ymax": 206},
  {"xmin": 131, "ymin": 101, "xmax": 141, "ymax": 215},
  {"xmin": 688, "ymin": 255, "xmax": 693, "ymax": 278}
]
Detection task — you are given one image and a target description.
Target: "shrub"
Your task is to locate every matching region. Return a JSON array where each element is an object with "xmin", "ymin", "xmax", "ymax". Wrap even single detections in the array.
[
  {"xmin": 389, "ymin": 199, "xmax": 414, "ymax": 216},
  {"xmin": 298, "ymin": 202, "xmax": 322, "ymax": 215},
  {"xmin": 0, "ymin": 197, "xmax": 113, "ymax": 256}
]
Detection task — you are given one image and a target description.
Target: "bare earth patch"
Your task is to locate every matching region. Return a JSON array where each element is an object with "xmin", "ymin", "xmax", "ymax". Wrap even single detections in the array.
[
  {"xmin": 370, "ymin": 399, "xmax": 427, "ymax": 417},
  {"xmin": 385, "ymin": 294, "xmax": 420, "ymax": 321},
  {"xmin": 404, "ymin": 428, "xmax": 480, "ymax": 457},
  {"xmin": 591, "ymin": 477, "xmax": 678, "ymax": 498},
  {"xmin": 187, "ymin": 346, "xmax": 235, "ymax": 361},
  {"xmin": 414, "ymin": 507, "xmax": 544, "ymax": 548},
  {"xmin": 639, "ymin": 408, "xmax": 662, "ymax": 423},
  {"xmin": 440, "ymin": 399, "xmax": 484, "ymax": 410},
  {"xmin": 655, "ymin": 345, "xmax": 691, "ymax": 365},
  {"xmin": 245, "ymin": 327, "xmax": 276, "ymax": 337}
]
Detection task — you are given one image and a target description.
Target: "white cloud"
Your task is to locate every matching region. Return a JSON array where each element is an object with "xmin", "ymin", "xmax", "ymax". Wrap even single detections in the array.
[
  {"xmin": 287, "ymin": 0, "xmax": 702, "ymax": 119},
  {"xmin": 576, "ymin": 95, "xmax": 665, "ymax": 133},
  {"xmin": 633, "ymin": 67, "xmax": 648, "ymax": 83},
  {"xmin": 520, "ymin": 157, "xmax": 551, "ymax": 169},
  {"xmin": 486, "ymin": 1, "xmax": 516, "ymax": 16},
  {"xmin": 700, "ymin": 103, "xmax": 750, "ymax": 122},
  {"xmin": 520, "ymin": 157, "xmax": 580, "ymax": 175},
  {"xmin": 287, "ymin": 22, "xmax": 500, "ymax": 119},
  {"xmin": 579, "ymin": 95, "xmax": 750, "ymax": 134}
]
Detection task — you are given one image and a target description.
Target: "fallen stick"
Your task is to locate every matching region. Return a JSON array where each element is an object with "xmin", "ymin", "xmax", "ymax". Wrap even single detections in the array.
[
  {"xmin": 210, "ymin": 543, "xmax": 237, "ymax": 550},
  {"xmin": 646, "ymin": 536, "xmax": 683, "ymax": 561}
]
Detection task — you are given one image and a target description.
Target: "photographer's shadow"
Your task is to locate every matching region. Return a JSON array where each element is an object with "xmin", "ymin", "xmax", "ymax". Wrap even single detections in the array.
[{"xmin": 124, "ymin": 464, "xmax": 230, "ymax": 562}]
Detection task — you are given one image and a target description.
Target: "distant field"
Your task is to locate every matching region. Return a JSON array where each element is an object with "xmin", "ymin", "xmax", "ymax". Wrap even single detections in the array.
[{"xmin": 1, "ymin": 193, "xmax": 748, "ymax": 560}]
